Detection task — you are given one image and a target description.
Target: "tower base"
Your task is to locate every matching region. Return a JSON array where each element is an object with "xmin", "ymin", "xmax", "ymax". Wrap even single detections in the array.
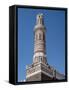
[{"xmin": 26, "ymin": 72, "xmax": 53, "ymax": 81}]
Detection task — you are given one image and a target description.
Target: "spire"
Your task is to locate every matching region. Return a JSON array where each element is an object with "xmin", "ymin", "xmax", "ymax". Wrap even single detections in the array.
[
  {"xmin": 34, "ymin": 13, "xmax": 45, "ymax": 31},
  {"xmin": 36, "ymin": 13, "xmax": 44, "ymax": 25}
]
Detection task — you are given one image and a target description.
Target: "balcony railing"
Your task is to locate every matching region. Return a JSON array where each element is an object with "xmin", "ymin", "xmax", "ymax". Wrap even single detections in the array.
[{"xmin": 26, "ymin": 62, "xmax": 54, "ymax": 77}]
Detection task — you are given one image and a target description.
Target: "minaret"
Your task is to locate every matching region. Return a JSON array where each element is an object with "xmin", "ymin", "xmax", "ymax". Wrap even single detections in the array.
[
  {"xmin": 26, "ymin": 14, "xmax": 65, "ymax": 81},
  {"xmin": 26, "ymin": 14, "xmax": 52, "ymax": 81},
  {"xmin": 33, "ymin": 13, "xmax": 47, "ymax": 65}
]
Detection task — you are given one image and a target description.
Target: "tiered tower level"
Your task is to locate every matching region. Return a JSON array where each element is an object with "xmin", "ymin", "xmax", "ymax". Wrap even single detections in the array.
[{"xmin": 26, "ymin": 14, "xmax": 65, "ymax": 81}]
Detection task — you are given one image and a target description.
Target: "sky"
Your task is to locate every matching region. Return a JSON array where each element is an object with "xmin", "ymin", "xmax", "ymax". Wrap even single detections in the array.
[{"xmin": 18, "ymin": 7, "xmax": 65, "ymax": 82}]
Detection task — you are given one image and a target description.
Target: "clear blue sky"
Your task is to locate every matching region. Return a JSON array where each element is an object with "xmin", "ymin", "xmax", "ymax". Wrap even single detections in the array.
[{"xmin": 18, "ymin": 8, "xmax": 65, "ymax": 82}]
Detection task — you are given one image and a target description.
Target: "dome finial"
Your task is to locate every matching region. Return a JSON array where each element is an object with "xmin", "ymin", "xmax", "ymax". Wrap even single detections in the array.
[{"xmin": 36, "ymin": 13, "xmax": 44, "ymax": 25}]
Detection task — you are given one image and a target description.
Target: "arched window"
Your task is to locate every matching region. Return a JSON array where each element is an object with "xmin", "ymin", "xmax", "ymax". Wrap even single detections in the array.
[
  {"xmin": 39, "ymin": 33, "xmax": 41, "ymax": 40},
  {"xmin": 39, "ymin": 56, "xmax": 42, "ymax": 62},
  {"xmin": 43, "ymin": 33, "xmax": 45, "ymax": 40}
]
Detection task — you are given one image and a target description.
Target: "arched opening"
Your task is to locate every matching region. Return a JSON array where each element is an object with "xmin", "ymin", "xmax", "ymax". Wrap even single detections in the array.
[{"xmin": 39, "ymin": 33, "xmax": 41, "ymax": 40}]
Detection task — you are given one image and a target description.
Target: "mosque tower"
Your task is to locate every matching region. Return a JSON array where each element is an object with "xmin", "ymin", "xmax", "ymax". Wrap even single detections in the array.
[{"xmin": 26, "ymin": 14, "xmax": 65, "ymax": 81}]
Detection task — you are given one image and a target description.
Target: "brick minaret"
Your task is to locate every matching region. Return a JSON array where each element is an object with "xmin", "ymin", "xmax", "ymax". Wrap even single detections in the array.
[
  {"xmin": 26, "ymin": 14, "xmax": 65, "ymax": 81},
  {"xmin": 33, "ymin": 13, "xmax": 47, "ymax": 65}
]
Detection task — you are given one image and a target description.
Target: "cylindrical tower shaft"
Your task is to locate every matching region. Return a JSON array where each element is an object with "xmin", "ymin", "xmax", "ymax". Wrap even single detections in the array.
[{"xmin": 33, "ymin": 14, "xmax": 47, "ymax": 64}]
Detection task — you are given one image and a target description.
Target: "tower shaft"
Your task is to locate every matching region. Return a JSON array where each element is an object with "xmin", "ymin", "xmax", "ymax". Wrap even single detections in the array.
[{"xmin": 33, "ymin": 14, "xmax": 47, "ymax": 64}]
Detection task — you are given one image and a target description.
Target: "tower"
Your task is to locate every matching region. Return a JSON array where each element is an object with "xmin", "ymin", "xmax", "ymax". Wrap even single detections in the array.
[
  {"xmin": 26, "ymin": 14, "xmax": 65, "ymax": 81},
  {"xmin": 33, "ymin": 13, "xmax": 47, "ymax": 65}
]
